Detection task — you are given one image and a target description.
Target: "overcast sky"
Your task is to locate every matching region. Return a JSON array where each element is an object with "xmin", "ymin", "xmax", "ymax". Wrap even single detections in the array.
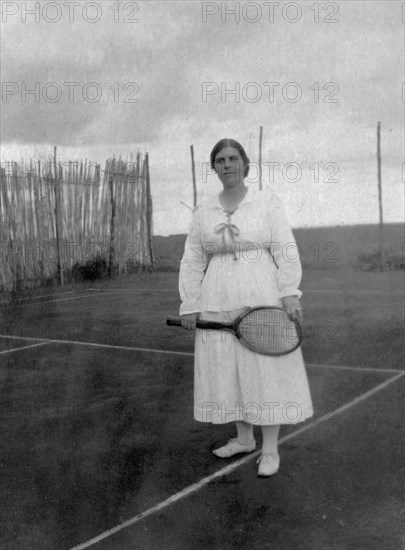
[{"xmin": 1, "ymin": 0, "xmax": 403, "ymax": 235}]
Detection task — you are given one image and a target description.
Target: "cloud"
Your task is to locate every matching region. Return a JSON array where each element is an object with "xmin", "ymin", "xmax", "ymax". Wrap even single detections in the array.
[
  {"xmin": 2, "ymin": 1, "xmax": 402, "ymax": 149},
  {"xmin": 1, "ymin": 1, "xmax": 203, "ymax": 145},
  {"xmin": 1, "ymin": 1, "xmax": 403, "ymax": 233}
]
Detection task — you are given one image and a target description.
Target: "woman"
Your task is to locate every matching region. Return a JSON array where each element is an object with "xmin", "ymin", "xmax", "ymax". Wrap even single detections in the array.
[{"xmin": 179, "ymin": 138, "xmax": 313, "ymax": 477}]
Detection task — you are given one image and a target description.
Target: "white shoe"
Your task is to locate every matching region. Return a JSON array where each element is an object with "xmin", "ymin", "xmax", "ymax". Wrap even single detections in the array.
[
  {"xmin": 212, "ymin": 438, "xmax": 256, "ymax": 458},
  {"xmin": 257, "ymin": 452, "xmax": 280, "ymax": 477}
]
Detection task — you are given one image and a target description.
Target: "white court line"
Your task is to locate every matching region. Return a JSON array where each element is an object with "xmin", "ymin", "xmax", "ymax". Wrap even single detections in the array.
[
  {"xmin": 88, "ymin": 288, "xmax": 120, "ymax": 292},
  {"xmin": 0, "ymin": 335, "xmax": 402, "ymax": 373},
  {"xmin": 87, "ymin": 287, "xmax": 405, "ymax": 295},
  {"xmin": 88, "ymin": 288, "xmax": 177, "ymax": 292},
  {"xmin": 0, "ymin": 334, "xmax": 195, "ymax": 357},
  {"xmin": 21, "ymin": 292, "xmax": 114, "ymax": 306},
  {"xmin": 305, "ymin": 289, "xmax": 404, "ymax": 295},
  {"xmin": 307, "ymin": 363, "xmax": 404, "ymax": 374},
  {"xmin": 0, "ymin": 341, "xmax": 52, "ymax": 355},
  {"xmin": 70, "ymin": 369, "xmax": 405, "ymax": 550},
  {"xmin": 0, "ymin": 290, "xmax": 75, "ymax": 305}
]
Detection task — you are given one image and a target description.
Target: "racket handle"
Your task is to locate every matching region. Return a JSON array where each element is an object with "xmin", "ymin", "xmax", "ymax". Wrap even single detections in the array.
[
  {"xmin": 166, "ymin": 317, "xmax": 227, "ymax": 331},
  {"xmin": 166, "ymin": 317, "xmax": 183, "ymax": 326},
  {"xmin": 196, "ymin": 320, "xmax": 227, "ymax": 330}
]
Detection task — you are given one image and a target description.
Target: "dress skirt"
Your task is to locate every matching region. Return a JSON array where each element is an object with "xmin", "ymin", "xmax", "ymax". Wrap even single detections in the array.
[{"xmin": 194, "ymin": 308, "xmax": 314, "ymax": 426}]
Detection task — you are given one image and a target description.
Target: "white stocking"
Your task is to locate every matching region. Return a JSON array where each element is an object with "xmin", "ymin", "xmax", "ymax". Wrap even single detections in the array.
[
  {"xmin": 261, "ymin": 425, "xmax": 280, "ymax": 454},
  {"xmin": 236, "ymin": 421, "xmax": 254, "ymax": 445}
]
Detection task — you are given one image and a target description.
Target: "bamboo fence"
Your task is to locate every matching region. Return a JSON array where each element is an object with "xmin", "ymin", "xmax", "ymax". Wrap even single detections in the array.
[{"xmin": 0, "ymin": 152, "xmax": 154, "ymax": 291}]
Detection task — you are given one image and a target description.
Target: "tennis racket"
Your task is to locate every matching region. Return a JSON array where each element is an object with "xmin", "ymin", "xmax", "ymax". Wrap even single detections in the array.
[{"xmin": 166, "ymin": 306, "xmax": 302, "ymax": 356}]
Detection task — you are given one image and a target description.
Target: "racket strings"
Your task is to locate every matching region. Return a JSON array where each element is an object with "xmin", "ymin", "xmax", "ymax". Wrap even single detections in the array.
[{"xmin": 239, "ymin": 309, "xmax": 300, "ymax": 354}]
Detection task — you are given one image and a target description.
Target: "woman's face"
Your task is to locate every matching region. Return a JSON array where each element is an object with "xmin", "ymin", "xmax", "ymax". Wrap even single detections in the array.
[{"xmin": 214, "ymin": 146, "xmax": 246, "ymax": 188}]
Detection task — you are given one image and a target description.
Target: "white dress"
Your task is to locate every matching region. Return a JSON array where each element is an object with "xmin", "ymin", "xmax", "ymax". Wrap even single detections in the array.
[{"xmin": 179, "ymin": 187, "xmax": 313, "ymax": 425}]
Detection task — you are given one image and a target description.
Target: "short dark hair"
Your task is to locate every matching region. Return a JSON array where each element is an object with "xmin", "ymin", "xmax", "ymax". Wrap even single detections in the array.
[{"xmin": 210, "ymin": 138, "xmax": 250, "ymax": 178}]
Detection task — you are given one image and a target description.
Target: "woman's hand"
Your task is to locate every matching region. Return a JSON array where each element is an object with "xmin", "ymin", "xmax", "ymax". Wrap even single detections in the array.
[
  {"xmin": 282, "ymin": 296, "xmax": 303, "ymax": 323},
  {"xmin": 180, "ymin": 312, "xmax": 198, "ymax": 330}
]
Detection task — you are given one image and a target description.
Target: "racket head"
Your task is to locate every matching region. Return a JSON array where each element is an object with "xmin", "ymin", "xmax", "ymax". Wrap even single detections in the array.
[{"xmin": 235, "ymin": 306, "xmax": 303, "ymax": 356}]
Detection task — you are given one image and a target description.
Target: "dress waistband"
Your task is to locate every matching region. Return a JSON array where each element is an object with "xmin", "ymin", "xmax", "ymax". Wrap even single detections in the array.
[
  {"xmin": 206, "ymin": 247, "xmax": 275, "ymax": 265},
  {"xmin": 206, "ymin": 245, "xmax": 272, "ymax": 255}
]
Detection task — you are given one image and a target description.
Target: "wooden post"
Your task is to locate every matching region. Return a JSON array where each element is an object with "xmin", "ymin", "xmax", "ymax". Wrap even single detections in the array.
[
  {"xmin": 145, "ymin": 153, "xmax": 155, "ymax": 270},
  {"xmin": 53, "ymin": 146, "xmax": 64, "ymax": 285},
  {"xmin": 108, "ymin": 174, "xmax": 116, "ymax": 277},
  {"xmin": 190, "ymin": 145, "xmax": 197, "ymax": 208},
  {"xmin": 377, "ymin": 122, "xmax": 384, "ymax": 272},
  {"xmin": 259, "ymin": 126, "xmax": 263, "ymax": 191}
]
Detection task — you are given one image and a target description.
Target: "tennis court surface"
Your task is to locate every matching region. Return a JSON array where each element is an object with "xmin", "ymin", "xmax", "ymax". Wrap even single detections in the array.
[{"xmin": 1, "ymin": 271, "xmax": 404, "ymax": 550}]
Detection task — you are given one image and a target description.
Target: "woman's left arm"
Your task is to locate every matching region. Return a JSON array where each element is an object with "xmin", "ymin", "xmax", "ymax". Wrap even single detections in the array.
[{"xmin": 268, "ymin": 196, "xmax": 303, "ymax": 322}]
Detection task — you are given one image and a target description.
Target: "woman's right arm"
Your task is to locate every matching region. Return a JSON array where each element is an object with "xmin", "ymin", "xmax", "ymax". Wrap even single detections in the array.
[{"xmin": 179, "ymin": 209, "xmax": 207, "ymax": 329}]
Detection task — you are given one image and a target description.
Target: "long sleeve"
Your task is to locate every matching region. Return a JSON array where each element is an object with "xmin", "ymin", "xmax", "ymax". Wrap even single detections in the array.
[
  {"xmin": 179, "ymin": 209, "xmax": 208, "ymax": 315},
  {"xmin": 268, "ymin": 196, "xmax": 302, "ymax": 299}
]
